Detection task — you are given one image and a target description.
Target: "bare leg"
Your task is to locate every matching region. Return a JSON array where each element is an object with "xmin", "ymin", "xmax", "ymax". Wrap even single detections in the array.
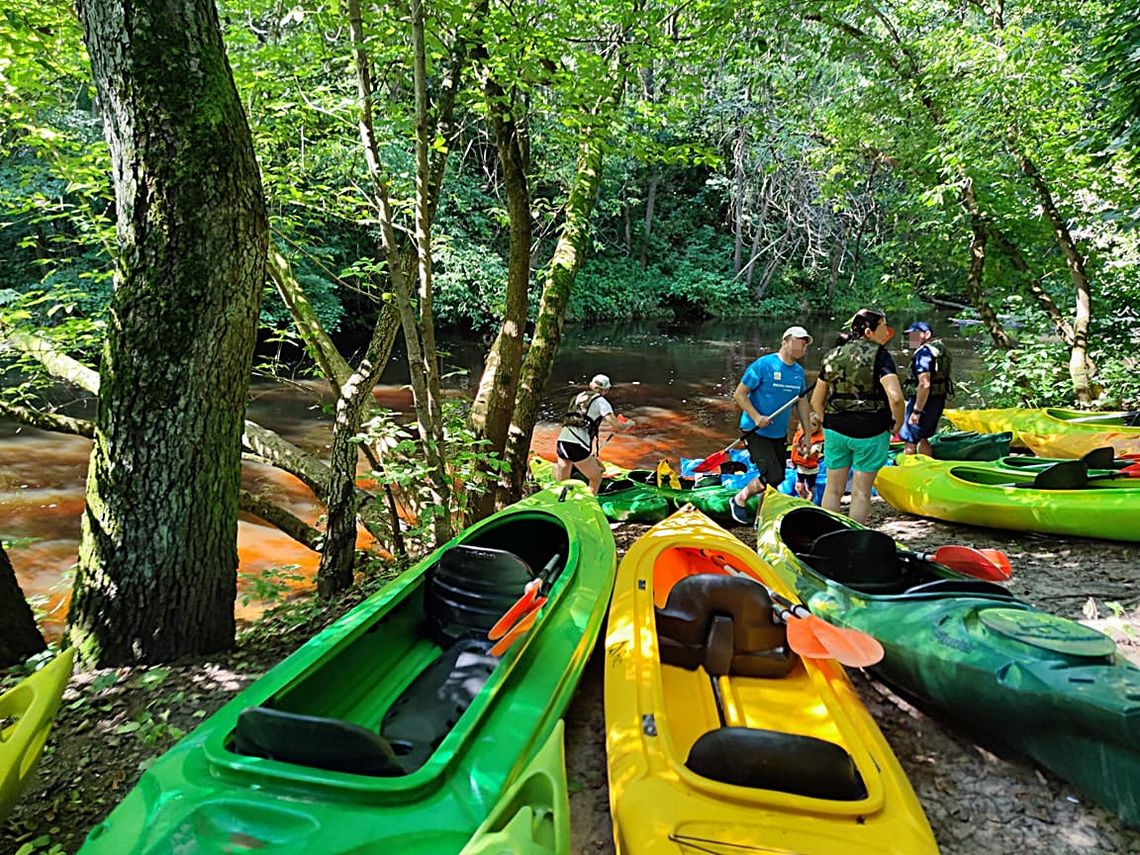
[
  {"xmin": 576, "ymin": 456, "xmax": 605, "ymax": 495},
  {"xmin": 904, "ymin": 441, "xmax": 917, "ymax": 455},
  {"xmin": 734, "ymin": 477, "xmax": 766, "ymax": 505},
  {"xmin": 918, "ymin": 438, "xmax": 933, "ymax": 456},
  {"xmin": 848, "ymin": 469, "xmax": 879, "ymax": 524},
  {"xmin": 821, "ymin": 466, "xmax": 849, "ymax": 514},
  {"xmin": 552, "ymin": 456, "xmax": 573, "ymax": 481}
]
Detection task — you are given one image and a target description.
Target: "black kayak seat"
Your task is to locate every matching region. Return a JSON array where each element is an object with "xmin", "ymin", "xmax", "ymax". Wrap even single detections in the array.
[
  {"xmin": 425, "ymin": 545, "xmax": 534, "ymax": 644},
  {"xmin": 778, "ymin": 506, "xmax": 849, "ymax": 555},
  {"xmin": 685, "ymin": 726, "xmax": 867, "ymax": 801},
  {"xmin": 655, "ymin": 574, "xmax": 795, "ymax": 678},
  {"xmin": 381, "ymin": 638, "xmax": 498, "ymax": 773},
  {"xmin": 233, "ymin": 706, "xmax": 404, "ymax": 776},
  {"xmin": 798, "ymin": 528, "xmax": 902, "ymax": 595}
]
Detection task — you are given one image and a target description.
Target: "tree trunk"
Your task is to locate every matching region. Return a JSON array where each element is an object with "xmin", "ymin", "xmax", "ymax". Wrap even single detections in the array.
[
  {"xmin": 317, "ymin": 307, "xmax": 399, "ymax": 597},
  {"xmin": 1019, "ymin": 154, "xmax": 1095, "ymax": 402},
  {"xmin": 469, "ymin": 74, "xmax": 532, "ymax": 519},
  {"xmin": 732, "ymin": 121, "xmax": 747, "ymax": 275},
  {"xmin": 0, "ymin": 544, "xmax": 46, "ymax": 667},
  {"xmin": 639, "ymin": 171, "xmax": 660, "ymax": 271},
  {"xmin": 504, "ymin": 124, "xmax": 614, "ymax": 499},
  {"xmin": 962, "ymin": 214, "xmax": 1013, "ymax": 348},
  {"xmin": 69, "ymin": 0, "xmax": 266, "ymax": 665}
]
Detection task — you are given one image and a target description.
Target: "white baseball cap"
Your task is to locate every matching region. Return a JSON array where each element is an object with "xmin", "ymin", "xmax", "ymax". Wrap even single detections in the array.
[
  {"xmin": 782, "ymin": 325, "xmax": 813, "ymax": 344},
  {"xmin": 590, "ymin": 373, "xmax": 612, "ymax": 391}
]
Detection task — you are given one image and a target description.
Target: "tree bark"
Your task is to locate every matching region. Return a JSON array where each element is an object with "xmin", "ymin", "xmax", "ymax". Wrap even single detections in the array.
[
  {"xmin": 69, "ymin": 0, "xmax": 267, "ymax": 665},
  {"xmin": 1018, "ymin": 154, "xmax": 1095, "ymax": 402},
  {"xmin": 640, "ymin": 171, "xmax": 660, "ymax": 271},
  {"xmin": 503, "ymin": 79, "xmax": 622, "ymax": 500},
  {"xmin": 316, "ymin": 307, "xmax": 398, "ymax": 597},
  {"xmin": 0, "ymin": 543, "xmax": 46, "ymax": 667},
  {"xmin": 468, "ymin": 67, "xmax": 533, "ymax": 519},
  {"xmin": 962, "ymin": 214, "xmax": 1013, "ymax": 348}
]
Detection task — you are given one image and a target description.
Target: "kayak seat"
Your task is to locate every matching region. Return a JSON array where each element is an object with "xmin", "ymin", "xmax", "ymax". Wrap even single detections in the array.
[
  {"xmin": 797, "ymin": 529, "xmax": 903, "ymax": 595},
  {"xmin": 380, "ymin": 638, "xmax": 498, "ymax": 773},
  {"xmin": 425, "ymin": 545, "xmax": 534, "ymax": 645},
  {"xmin": 233, "ymin": 706, "xmax": 404, "ymax": 776},
  {"xmin": 685, "ymin": 726, "xmax": 867, "ymax": 800},
  {"xmin": 655, "ymin": 574, "xmax": 795, "ymax": 678},
  {"xmin": 778, "ymin": 507, "xmax": 850, "ymax": 554}
]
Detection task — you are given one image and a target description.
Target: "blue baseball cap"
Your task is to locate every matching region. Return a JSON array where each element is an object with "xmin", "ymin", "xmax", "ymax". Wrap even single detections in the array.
[{"xmin": 903, "ymin": 321, "xmax": 932, "ymax": 334}]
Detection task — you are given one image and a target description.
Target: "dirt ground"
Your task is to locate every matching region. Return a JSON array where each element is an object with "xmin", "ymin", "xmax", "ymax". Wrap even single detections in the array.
[{"xmin": 3, "ymin": 497, "xmax": 1139, "ymax": 854}]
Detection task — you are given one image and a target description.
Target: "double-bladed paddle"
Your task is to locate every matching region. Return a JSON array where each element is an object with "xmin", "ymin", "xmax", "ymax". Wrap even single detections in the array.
[
  {"xmin": 693, "ymin": 386, "xmax": 815, "ymax": 474},
  {"xmin": 685, "ymin": 548, "xmax": 884, "ymax": 668},
  {"xmin": 1017, "ymin": 459, "xmax": 1140, "ymax": 490},
  {"xmin": 487, "ymin": 552, "xmax": 564, "ymax": 656},
  {"xmin": 902, "ymin": 545, "xmax": 1012, "ymax": 581}
]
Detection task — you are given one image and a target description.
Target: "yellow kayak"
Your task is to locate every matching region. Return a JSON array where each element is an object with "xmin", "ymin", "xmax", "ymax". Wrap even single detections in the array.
[
  {"xmin": 604, "ymin": 508, "xmax": 936, "ymax": 854},
  {"xmin": 1, "ymin": 648, "xmax": 75, "ymax": 818},
  {"xmin": 945, "ymin": 407, "xmax": 1140, "ymax": 458}
]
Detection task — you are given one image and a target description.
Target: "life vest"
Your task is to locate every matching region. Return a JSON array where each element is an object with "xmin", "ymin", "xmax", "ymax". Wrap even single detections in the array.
[
  {"xmin": 822, "ymin": 339, "xmax": 888, "ymax": 415},
  {"xmin": 564, "ymin": 392, "xmax": 603, "ymax": 439},
  {"xmin": 791, "ymin": 428, "xmax": 824, "ymax": 468},
  {"xmin": 906, "ymin": 339, "xmax": 954, "ymax": 397}
]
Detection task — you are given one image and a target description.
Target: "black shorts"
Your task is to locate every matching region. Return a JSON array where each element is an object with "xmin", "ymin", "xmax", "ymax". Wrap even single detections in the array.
[
  {"xmin": 744, "ymin": 434, "xmax": 788, "ymax": 487},
  {"xmin": 556, "ymin": 439, "xmax": 592, "ymax": 463}
]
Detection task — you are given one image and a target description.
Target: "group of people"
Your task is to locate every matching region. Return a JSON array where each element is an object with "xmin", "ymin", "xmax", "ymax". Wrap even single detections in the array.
[{"xmin": 552, "ymin": 310, "xmax": 953, "ymax": 526}]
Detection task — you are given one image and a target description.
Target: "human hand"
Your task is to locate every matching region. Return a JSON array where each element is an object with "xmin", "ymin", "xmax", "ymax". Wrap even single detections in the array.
[
  {"xmin": 908, "ymin": 411, "xmax": 921, "ymax": 425},
  {"xmin": 756, "ymin": 414, "xmax": 772, "ymax": 428}
]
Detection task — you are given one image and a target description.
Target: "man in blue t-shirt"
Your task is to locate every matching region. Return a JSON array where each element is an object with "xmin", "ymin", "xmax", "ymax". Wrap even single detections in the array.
[
  {"xmin": 729, "ymin": 325, "xmax": 815, "ymax": 524},
  {"xmin": 900, "ymin": 320, "xmax": 950, "ymax": 456}
]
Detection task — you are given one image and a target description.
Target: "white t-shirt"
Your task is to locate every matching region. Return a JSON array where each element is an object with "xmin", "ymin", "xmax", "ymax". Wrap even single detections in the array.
[{"xmin": 558, "ymin": 392, "xmax": 614, "ymax": 448}]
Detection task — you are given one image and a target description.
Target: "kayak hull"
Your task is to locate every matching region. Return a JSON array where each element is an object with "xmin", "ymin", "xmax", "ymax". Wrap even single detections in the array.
[
  {"xmin": 605, "ymin": 508, "xmax": 936, "ymax": 853},
  {"xmin": 0, "ymin": 648, "xmax": 75, "ymax": 819},
  {"xmin": 80, "ymin": 485, "xmax": 614, "ymax": 854},
  {"xmin": 945, "ymin": 407, "xmax": 1140, "ymax": 457},
  {"xmin": 876, "ymin": 453, "xmax": 1140, "ymax": 542},
  {"xmin": 756, "ymin": 489, "xmax": 1140, "ymax": 827},
  {"xmin": 530, "ymin": 457, "xmax": 757, "ymax": 525}
]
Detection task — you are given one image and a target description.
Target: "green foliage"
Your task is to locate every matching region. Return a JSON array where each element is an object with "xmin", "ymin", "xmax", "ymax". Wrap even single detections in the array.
[
  {"xmin": 975, "ymin": 338, "xmax": 1075, "ymax": 408},
  {"xmin": 238, "ymin": 565, "xmax": 305, "ymax": 608}
]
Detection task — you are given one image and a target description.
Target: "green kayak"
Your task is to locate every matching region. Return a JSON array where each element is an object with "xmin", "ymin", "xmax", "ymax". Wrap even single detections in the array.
[
  {"xmin": 80, "ymin": 483, "xmax": 615, "ymax": 854},
  {"xmin": 876, "ymin": 453, "xmax": 1140, "ymax": 542},
  {"xmin": 891, "ymin": 430, "xmax": 1013, "ymax": 461},
  {"xmin": 945, "ymin": 407, "xmax": 1140, "ymax": 458},
  {"xmin": 756, "ymin": 489, "xmax": 1140, "ymax": 828},
  {"xmin": 530, "ymin": 457, "xmax": 757, "ymax": 525}
]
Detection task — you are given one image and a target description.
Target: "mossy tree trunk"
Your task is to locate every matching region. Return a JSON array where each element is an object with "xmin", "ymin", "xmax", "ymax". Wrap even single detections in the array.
[
  {"xmin": 69, "ymin": 0, "xmax": 267, "ymax": 665},
  {"xmin": 0, "ymin": 544, "xmax": 46, "ymax": 666}
]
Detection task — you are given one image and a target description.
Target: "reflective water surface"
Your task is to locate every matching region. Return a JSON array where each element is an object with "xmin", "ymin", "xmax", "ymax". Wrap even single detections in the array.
[{"xmin": 1, "ymin": 312, "xmax": 984, "ymax": 635}]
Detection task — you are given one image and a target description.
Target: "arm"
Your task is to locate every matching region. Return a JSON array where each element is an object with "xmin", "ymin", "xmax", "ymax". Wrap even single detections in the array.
[
  {"xmin": 795, "ymin": 396, "xmax": 813, "ymax": 452},
  {"xmin": 880, "ymin": 374, "xmax": 905, "ymax": 434},
  {"xmin": 733, "ymin": 381, "xmax": 770, "ymax": 429},
  {"xmin": 908, "ymin": 373, "xmax": 932, "ymax": 425},
  {"xmin": 810, "ymin": 380, "xmax": 828, "ymax": 425},
  {"xmin": 601, "ymin": 412, "xmax": 633, "ymax": 431}
]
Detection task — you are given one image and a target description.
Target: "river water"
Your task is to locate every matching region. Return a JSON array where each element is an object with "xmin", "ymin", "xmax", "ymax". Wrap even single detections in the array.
[{"xmin": 1, "ymin": 311, "xmax": 984, "ymax": 635}]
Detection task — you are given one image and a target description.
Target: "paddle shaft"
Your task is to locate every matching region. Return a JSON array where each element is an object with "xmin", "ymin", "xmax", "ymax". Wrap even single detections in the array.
[{"xmin": 696, "ymin": 385, "xmax": 814, "ymax": 472}]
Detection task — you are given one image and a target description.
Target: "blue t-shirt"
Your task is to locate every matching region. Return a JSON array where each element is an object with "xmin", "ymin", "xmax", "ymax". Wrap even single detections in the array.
[
  {"xmin": 738, "ymin": 353, "xmax": 806, "ymax": 438},
  {"xmin": 912, "ymin": 345, "xmax": 935, "ymax": 381}
]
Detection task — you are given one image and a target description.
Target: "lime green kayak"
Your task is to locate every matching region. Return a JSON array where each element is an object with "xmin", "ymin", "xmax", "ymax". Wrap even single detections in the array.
[
  {"xmin": 81, "ymin": 484, "xmax": 614, "ymax": 854},
  {"xmin": 0, "ymin": 648, "xmax": 74, "ymax": 819},
  {"xmin": 756, "ymin": 489, "xmax": 1140, "ymax": 827},
  {"xmin": 530, "ymin": 457, "xmax": 758, "ymax": 525},
  {"xmin": 945, "ymin": 407, "xmax": 1140, "ymax": 457},
  {"xmin": 876, "ymin": 453, "xmax": 1140, "ymax": 542}
]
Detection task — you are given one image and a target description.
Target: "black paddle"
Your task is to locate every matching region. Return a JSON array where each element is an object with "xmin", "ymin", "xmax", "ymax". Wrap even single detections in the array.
[{"xmin": 1017, "ymin": 459, "xmax": 1140, "ymax": 489}]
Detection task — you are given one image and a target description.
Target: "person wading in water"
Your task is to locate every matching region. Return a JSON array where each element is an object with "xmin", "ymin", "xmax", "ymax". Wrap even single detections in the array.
[{"xmin": 552, "ymin": 374, "xmax": 635, "ymax": 494}]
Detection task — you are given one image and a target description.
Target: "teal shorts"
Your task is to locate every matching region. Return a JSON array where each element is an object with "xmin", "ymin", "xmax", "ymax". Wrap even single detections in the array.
[{"xmin": 823, "ymin": 429, "xmax": 890, "ymax": 473}]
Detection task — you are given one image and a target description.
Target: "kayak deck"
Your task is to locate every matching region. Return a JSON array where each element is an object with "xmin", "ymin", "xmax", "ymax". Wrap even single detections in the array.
[{"xmin": 605, "ymin": 510, "xmax": 936, "ymax": 854}]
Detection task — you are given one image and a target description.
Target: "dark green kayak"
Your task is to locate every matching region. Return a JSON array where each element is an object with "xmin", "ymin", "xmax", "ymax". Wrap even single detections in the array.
[
  {"xmin": 890, "ymin": 430, "xmax": 1013, "ymax": 461},
  {"xmin": 80, "ymin": 484, "xmax": 615, "ymax": 854},
  {"xmin": 530, "ymin": 457, "xmax": 757, "ymax": 525},
  {"xmin": 756, "ymin": 489, "xmax": 1140, "ymax": 828}
]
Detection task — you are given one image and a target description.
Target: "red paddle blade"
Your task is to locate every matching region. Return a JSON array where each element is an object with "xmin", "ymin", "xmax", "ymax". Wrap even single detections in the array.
[
  {"xmin": 488, "ymin": 579, "xmax": 541, "ymax": 641},
  {"xmin": 977, "ymin": 548, "xmax": 1012, "ymax": 576},
  {"xmin": 693, "ymin": 450, "xmax": 730, "ymax": 473},
  {"xmin": 793, "ymin": 614, "xmax": 884, "ymax": 667},
  {"xmin": 932, "ymin": 546, "xmax": 1010, "ymax": 581},
  {"xmin": 489, "ymin": 600, "xmax": 544, "ymax": 657},
  {"xmin": 1120, "ymin": 462, "xmax": 1140, "ymax": 476},
  {"xmin": 783, "ymin": 616, "xmax": 833, "ymax": 658}
]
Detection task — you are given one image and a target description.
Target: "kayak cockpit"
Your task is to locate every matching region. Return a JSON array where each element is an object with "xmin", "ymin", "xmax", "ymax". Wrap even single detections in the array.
[
  {"xmin": 223, "ymin": 515, "xmax": 570, "ymax": 782},
  {"xmin": 780, "ymin": 507, "xmax": 1011, "ymax": 599},
  {"xmin": 650, "ymin": 551, "xmax": 870, "ymax": 802}
]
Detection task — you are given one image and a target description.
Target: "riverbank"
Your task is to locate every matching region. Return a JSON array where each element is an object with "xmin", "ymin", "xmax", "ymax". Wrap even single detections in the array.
[{"xmin": 3, "ymin": 497, "xmax": 1138, "ymax": 854}]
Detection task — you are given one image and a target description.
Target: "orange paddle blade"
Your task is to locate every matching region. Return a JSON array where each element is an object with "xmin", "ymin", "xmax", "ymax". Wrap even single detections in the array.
[
  {"xmin": 489, "ymin": 602, "xmax": 543, "ymax": 657},
  {"xmin": 930, "ymin": 545, "xmax": 1010, "ymax": 581},
  {"xmin": 783, "ymin": 616, "xmax": 832, "ymax": 658},
  {"xmin": 977, "ymin": 548, "xmax": 1012, "ymax": 577},
  {"xmin": 693, "ymin": 449, "xmax": 731, "ymax": 474},
  {"xmin": 488, "ymin": 578, "xmax": 541, "ymax": 641},
  {"xmin": 794, "ymin": 613, "xmax": 884, "ymax": 667}
]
